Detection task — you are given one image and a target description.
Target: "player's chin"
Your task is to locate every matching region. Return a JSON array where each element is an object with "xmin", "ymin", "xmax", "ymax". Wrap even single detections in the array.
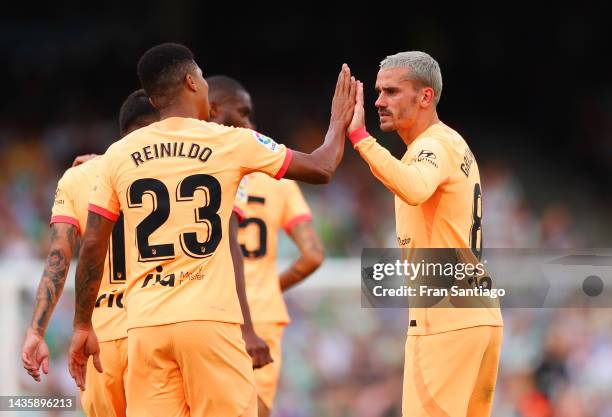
[{"xmin": 378, "ymin": 121, "xmax": 395, "ymax": 132}]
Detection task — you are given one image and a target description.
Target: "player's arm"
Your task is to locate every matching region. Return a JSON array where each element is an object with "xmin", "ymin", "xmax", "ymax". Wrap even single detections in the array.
[
  {"xmin": 229, "ymin": 212, "xmax": 273, "ymax": 369},
  {"xmin": 22, "ymin": 222, "xmax": 78, "ymax": 381},
  {"xmin": 73, "ymin": 211, "xmax": 115, "ymax": 326},
  {"xmin": 68, "ymin": 153, "xmax": 118, "ymax": 390},
  {"xmin": 68, "ymin": 210, "xmax": 114, "ymax": 389},
  {"xmin": 282, "ymin": 64, "xmax": 357, "ymax": 184},
  {"xmin": 347, "ymin": 82, "xmax": 450, "ymax": 205},
  {"xmin": 280, "ymin": 220, "xmax": 324, "ymax": 291}
]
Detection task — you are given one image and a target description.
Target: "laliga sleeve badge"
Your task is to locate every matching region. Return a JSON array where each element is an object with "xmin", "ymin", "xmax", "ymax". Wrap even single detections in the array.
[{"xmin": 252, "ymin": 131, "xmax": 279, "ymax": 152}]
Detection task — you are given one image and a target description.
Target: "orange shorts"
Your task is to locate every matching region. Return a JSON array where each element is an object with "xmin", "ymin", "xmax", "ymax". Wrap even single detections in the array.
[
  {"xmin": 126, "ymin": 321, "xmax": 256, "ymax": 417},
  {"xmin": 80, "ymin": 337, "xmax": 128, "ymax": 417},
  {"xmin": 252, "ymin": 323, "xmax": 285, "ymax": 409},
  {"xmin": 402, "ymin": 325, "xmax": 503, "ymax": 417}
]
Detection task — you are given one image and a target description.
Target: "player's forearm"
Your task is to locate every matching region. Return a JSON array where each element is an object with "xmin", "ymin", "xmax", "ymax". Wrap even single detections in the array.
[
  {"xmin": 30, "ymin": 224, "xmax": 77, "ymax": 336},
  {"xmin": 73, "ymin": 213, "xmax": 111, "ymax": 327},
  {"xmin": 355, "ymin": 137, "xmax": 435, "ymax": 205},
  {"xmin": 229, "ymin": 214, "xmax": 256, "ymax": 333},
  {"xmin": 280, "ymin": 222, "xmax": 324, "ymax": 291},
  {"xmin": 311, "ymin": 122, "xmax": 346, "ymax": 177},
  {"xmin": 279, "ymin": 256, "xmax": 321, "ymax": 291},
  {"xmin": 285, "ymin": 122, "xmax": 346, "ymax": 184}
]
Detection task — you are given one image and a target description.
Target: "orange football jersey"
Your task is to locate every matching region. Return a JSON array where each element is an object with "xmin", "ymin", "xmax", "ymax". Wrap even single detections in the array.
[
  {"xmin": 238, "ymin": 173, "xmax": 312, "ymax": 324},
  {"xmin": 51, "ymin": 157, "xmax": 128, "ymax": 342},
  {"xmin": 353, "ymin": 122, "xmax": 503, "ymax": 335},
  {"xmin": 89, "ymin": 117, "xmax": 292, "ymax": 329}
]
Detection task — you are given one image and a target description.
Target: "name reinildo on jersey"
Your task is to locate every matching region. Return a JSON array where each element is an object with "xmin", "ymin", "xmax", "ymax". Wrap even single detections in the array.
[{"xmin": 130, "ymin": 141, "xmax": 213, "ymax": 167}]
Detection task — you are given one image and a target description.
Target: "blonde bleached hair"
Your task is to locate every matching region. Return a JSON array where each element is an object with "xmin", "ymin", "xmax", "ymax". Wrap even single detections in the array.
[{"xmin": 380, "ymin": 51, "xmax": 443, "ymax": 104}]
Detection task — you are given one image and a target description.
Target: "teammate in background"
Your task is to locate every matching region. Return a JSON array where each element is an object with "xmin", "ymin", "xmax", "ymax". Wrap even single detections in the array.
[
  {"xmin": 208, "ymin": 75, "xmax": 324, "ymax": 417},
  {"xmin": 68, "ymin": 43, "xmax": 356, "ymax": 417},
  {"xmin": 346, "ymin": 52, "xmax": 503, "ymax": 417},
  {"xmin": 21, "ymin": 89, "xmax": 159, "ymax": 417}
]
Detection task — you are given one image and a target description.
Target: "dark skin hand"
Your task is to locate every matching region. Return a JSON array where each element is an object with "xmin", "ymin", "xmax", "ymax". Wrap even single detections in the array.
[
  {"xmin": 283, "ymin": 64, "xmax": 358, "ymax": 184},
  {"xmin": 279, "ymin": 221, "xmax": 324, "ymax": 291},
  {"xmin": 230, "ymin": 212, "xmax": 273, "ymax": 369},
  {"xmin": 22, "ymin": 223, "xmax": 78, "ymax": 382},
  {"xmin": 68, "ymin": 211, "xmax": 114, "ymax": 390}
]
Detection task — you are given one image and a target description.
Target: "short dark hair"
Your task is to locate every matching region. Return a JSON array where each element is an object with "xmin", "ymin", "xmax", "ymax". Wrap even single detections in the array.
[
  {"xmin": 206, "ymin": 75, "xmax": 247, "ymax": 103},
  {"xmin": 118, "ymin": 89, "xmax": 160, "ymax": 136},
  {"xmin": 137, "ymin": 43, "xmax": 196, "ymax": 109}
]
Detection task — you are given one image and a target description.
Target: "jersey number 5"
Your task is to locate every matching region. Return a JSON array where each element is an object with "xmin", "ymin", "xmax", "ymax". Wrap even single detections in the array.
[{"xmin": 239, "ymin": 217, "xmax": 268, "ymax": 258}]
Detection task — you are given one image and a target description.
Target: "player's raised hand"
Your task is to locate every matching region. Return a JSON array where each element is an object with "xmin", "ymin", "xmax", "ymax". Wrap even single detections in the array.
[
  {"xmin": 68, "ymin": 324, "xmax": 103, "ymax": 390},
  {"xmin": 243, "ymin": 330, "xmax": 273, "ymax": 369},
  {"xmin": 71, "ymin": 153, "xmax": 98, "ymax": 167},
  {"xmin": 330, "ymin": 64, "xmax": 357, "ymax": 128},
  {"xmin": 348, "ymin": 81, "xmax": 366, "ymax": 135},
  {"xmin": 21, "ymin": 328, "xmax": 50, "ymax": 382}
]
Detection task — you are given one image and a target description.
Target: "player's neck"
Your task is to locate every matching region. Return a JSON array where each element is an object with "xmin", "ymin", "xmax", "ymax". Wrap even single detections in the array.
[
  {"xmin": 159, "ymin": 101, "xmax": 202, "ymax": 121},
  {"xmin": 398, "ymin": 111, "xmax": 440, "ymax": 147}
]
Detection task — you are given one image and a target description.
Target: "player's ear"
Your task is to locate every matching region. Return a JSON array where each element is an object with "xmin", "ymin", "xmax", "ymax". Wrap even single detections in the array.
[
  {"xmin": 420, "ymin": 87, "xmax": 435, "ymax": 108},
  {"xmin": 148, "ymin": 96, "xmax": 160, "ymax": 110},
  {"xmin": 209, "ymin": 101, "xmax": 219, "ymax": 119},
  {"xmin": 185, "ymin": 73, "xmax": 198, "ymax": 92}
]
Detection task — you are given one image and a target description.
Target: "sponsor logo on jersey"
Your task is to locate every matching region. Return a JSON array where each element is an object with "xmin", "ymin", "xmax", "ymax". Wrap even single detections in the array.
[
  {"xmin": 96, "ymin": 290, "xmax": 124, "ymax": 308},
  {"xmin": 415, "ymin": 150, "xmax": 438, "ymax": 168},
  {"xmin": 253, "ymin": 131, "xmax": 279, "ymax": 152},
  {"xmin": 141, "ymin": 266, "xmax": 207, "ymax": 289}
]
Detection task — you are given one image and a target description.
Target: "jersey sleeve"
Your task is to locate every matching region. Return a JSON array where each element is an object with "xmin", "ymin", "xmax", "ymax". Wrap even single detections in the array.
[
  {"xmin": 353, "ymin": 135, "xmax": 452, "ymax": 206},
  {"xmin": 236, "ymin": 129, "xmax": 293, "ymax": 179},
  {"xmin": 50, "ymin": 169, "xmax": 80, "ymax": 233},
  {"xmin": 88, "ymin": 150, "xmax": 120, "ymax": 222},
  {"xmin": 281, "ymin": 180, "xmax": 313, "ymax": 234},
  {"xmin": 232, "ymin": 176, "xmax": 248, "ymax": 223}
]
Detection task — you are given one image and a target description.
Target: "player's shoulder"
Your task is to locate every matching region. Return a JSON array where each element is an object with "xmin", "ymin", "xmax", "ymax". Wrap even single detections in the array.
[
  {"xmin": 60, "ymin": 156, "xmax": 102, "ymax": 185},
  {"xmin": 102, "ymin": 134, "xmax": 133, "ymax": 157},
  {"xmin": 418, "ymin": 122, "xmax": 470, "ymax": 158},
  {"xmin": 182, "ymin": 119, "xmax": 268, "ymax": 149},
  {"xmin": 174, "ymin": 118, "xmax": 249, "ymax": 138}
]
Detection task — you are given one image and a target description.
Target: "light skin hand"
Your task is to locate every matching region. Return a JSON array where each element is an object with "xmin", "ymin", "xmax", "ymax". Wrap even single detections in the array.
[
  {"xmin": 22, "ymin": 223, "xmax": 77, "ymax": 382},
  {"xmin": 22, "ymin": 329, "xmax": 50, "ymax": 382},
  {"xmin": 348, "ymin": 81, "xmax": 366, "ymax": 135}
]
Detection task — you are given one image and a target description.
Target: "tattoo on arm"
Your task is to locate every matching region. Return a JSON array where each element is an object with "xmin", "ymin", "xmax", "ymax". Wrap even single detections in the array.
[
  {"xmin": 280, "ymin": 221, "xmax": 324, "ymax": 291},
  {"xmin": 30, "ymin": 224, "xmax": 77, "ymax": 335},
  {"xmin": 74, "ymin": 212, "xmax": 114, "ymax": 326}
]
